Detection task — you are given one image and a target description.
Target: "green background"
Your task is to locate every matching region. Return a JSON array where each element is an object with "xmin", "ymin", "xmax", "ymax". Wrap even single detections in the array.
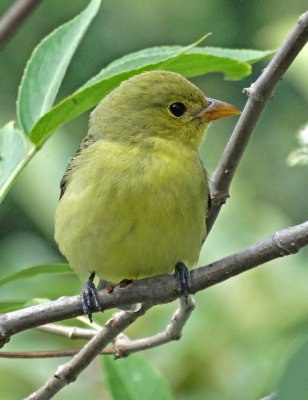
[{"xmin": 0, "ymin": 0, "xmax": 307, "ymax": 399}]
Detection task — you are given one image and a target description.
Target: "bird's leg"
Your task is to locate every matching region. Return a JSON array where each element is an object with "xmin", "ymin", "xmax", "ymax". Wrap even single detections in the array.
[
  {"xmin": 81, "ymin": 272, "xmax": 101, "ymax": 323},
  {"xmin": 175, "ymin": 261, "xmax": 192, "ymax": 298}
]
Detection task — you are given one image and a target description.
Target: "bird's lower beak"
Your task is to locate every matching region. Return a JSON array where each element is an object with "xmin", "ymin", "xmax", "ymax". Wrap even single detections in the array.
[{"xmin": 201, "ymin": 97, "xmax": 241, "ymax": 121}]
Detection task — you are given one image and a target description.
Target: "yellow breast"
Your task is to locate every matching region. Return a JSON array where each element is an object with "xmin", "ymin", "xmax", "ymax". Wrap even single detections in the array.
[{"xmin": 55, "ymin": 138, "xmax": 208, "ymax": 282}]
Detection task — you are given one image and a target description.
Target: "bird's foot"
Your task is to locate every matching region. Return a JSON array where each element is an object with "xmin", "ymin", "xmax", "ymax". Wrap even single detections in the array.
[
  {"xmin": 175, "ymin": 262, "xmax": 192, "ymax": 298},
  {"xmin": 81, "ymin": 272, "xmax": 101, "ymax": 323}
]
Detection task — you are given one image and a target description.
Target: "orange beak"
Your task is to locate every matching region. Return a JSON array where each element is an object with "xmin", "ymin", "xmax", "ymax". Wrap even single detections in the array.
[{"xmin": 201, "ymin": 97, "xmax": 241, "ymax": 122}]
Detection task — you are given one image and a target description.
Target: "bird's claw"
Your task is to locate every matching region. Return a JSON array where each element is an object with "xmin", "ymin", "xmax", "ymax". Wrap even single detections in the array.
[
  {"xmin": 175, "ymin": 262, "xmax": 192, "ymax": 298},
  {"xmin": 81, "ymin": 273, "xmax": 101, "ymax": 323}
]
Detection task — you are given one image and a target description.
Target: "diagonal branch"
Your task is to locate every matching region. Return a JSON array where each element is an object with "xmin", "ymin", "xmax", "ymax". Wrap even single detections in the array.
[
  {"xmin": 26, "ymin": 304, "xmax": 152, "ymax": 400},
  {"xmin": 206, "ymin": 10, "xmax": 308, "ymax": 232},
  {"xmin": 0, "ymin": 221, "xmax": 307, "ymax": 348},
  {"xmin": 1, "ymin": 13, "xmax": 307, "ymax": 398},
  {"xmin": 111, "ymin": 296, "xmax": 195, "ymax": 358},
  {"xmin": 0, "ymin": 296, "xmax": 195, "ymax": 359},
  {"xmin": 0, "ymin": 0, "xmax": 44, "ymax": 48}
]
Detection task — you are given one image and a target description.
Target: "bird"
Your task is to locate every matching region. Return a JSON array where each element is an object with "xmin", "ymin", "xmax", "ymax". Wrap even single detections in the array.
[{"xmin": 54, "ymin": 70, "xmax": 240, "ymax": 321}]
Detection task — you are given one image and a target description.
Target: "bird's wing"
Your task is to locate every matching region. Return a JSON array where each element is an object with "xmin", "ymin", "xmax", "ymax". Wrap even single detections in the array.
[
  {"xmin": 198, "ymin": 158, "xmax": 211, "ymax": 243},
  {"xmin": 59, "ymin": 133, "xmax": 98, "ymax": 199},
  {"xmin": 207, "ymin": 191, "xmax": 212, "ymax": 216},
  {"xmin": 199, "ymin": 157, "xmax": 211, "ymax": 215}
]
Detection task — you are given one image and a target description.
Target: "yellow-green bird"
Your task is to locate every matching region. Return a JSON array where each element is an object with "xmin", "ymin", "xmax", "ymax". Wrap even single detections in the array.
[{"xmin": 55, "ymin": 70, "xmax": 240, "ymax": 321}]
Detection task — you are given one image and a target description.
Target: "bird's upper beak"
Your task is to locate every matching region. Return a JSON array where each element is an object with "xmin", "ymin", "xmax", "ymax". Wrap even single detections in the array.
[{"xmin": 200, "ymin": 97, "xmax": 241, "ymax": 122}]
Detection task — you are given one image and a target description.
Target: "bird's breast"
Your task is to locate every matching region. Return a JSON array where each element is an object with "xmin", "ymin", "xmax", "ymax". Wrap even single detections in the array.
[{"xmin": 55, "ymin": 139, "xmax": 208, "ymax": 282}]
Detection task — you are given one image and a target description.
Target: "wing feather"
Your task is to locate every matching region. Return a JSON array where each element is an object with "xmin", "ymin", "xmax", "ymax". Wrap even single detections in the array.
[{"xmin": 59, "ymin": 133, "xmax": 98, "ymax": 199}]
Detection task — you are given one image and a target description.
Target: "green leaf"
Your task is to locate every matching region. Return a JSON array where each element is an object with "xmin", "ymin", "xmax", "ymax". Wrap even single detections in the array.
[
  {"xmin": 25, "ymin": 297, "xmax": 51, "ymax": 307},
  {"xmin": 191, "ymin": 47, "xmax": 276, "ymax": 64},
  {"xmin": 0, "ymin": 300, "xmax": 28, "ymax": 313},
  {"xmin": 0, "ymin": 122, "xmax": 35, "ymax": 204},
  {"xmin": 102, "ymin": 353, "xmax": 174, "ymax": 400},
  {"xmin": 30, "ymin": 45, "xmax": 273, "ymax": 146},
  {"xmin": 276, "ymin": 339, "xmax": 308, "ymax": 400},
  {"xmin": 0, "ymin": 298, "xmax": 50, "ymax": 313},
  {"xmin": 163, "ymin": 47, "xmax": 275, "ymax": 80},
  {"xmin": 83, "ymin": 46, "xmax": 275, "ymax": 87},
  {"xmin": 0, "ymin": 263, "xmax": 72, "ymax": 287},
  {"xmin": 17, "ymin": 0, "xmax": 101, "ymax": 135}
]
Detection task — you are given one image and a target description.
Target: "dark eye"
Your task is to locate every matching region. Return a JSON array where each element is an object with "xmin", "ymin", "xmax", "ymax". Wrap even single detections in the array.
[{"xmin": 168, "ymin": 102, "xmax": 186, "ymax": 117}]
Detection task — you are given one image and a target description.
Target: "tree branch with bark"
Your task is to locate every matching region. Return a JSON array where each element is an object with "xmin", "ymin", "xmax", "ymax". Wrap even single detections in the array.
[
  {"xmin": 0, "ymin": 0, "xmax": 44, "ymax": 48},
  {"xmin": 0, "ymin": 8, "xmax": 307, "ymax": 400},
  {"xmin": 0, "ymin": 221, "xmax": 307, "ymax": 348}
]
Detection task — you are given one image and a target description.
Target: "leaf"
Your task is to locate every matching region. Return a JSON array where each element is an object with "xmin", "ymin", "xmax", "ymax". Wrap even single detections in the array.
[
  {"xmin": 0, "ymin": 264, "xmax": 72, "ymax": 287},
  {"xmin": 0, "ymin": 298, "xmax": 50, "ymax": 313},
  {"xmin": 276, "ymin": 339, "xmax": 308, "ymax": 400},
  {"xmin": 83, "ymin": 46, "xmax": 275, "ymax": 87},
  {"xmin": 30, "ymin": 45, "xmax": 273, "ymax": 146},
  {"xmin": 1, "ymin": 0, "xmax": 101, "ymax": 204},
  {"xmin": 0, "ymin": 122, "xmax": 35, "ymax": 204},
  {"xmin": 192, "ymin": 47, "xmax": 276, "ymax": 64},
  {"xmin": 0, "ymin": 300, "xmax": 28, "ymax": 313},
  {"xmin": 25, "ymin": 297, "xmax": 51, "ymax": 307},
  {"xmin": 17, "ymin": 0, "xmax": 101, "ymax": 136},
  {"xmin": 102, "ymin": 353, "xmax": 174, "ymax": 400},
  {"xmin": 163, "ymin": 47, "xmax": 275, "ymax": 80}
]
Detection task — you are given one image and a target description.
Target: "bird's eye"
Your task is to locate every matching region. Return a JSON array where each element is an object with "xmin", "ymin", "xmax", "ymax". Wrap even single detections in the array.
[{"xmin": 168, "ymin": 102, "xmax": 186, "ymax": 117}]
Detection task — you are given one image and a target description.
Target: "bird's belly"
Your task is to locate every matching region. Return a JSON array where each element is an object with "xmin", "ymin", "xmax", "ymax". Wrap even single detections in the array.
[{"xmin": 55, "ymin": 151, "xmax": 207, "ymax": 282}]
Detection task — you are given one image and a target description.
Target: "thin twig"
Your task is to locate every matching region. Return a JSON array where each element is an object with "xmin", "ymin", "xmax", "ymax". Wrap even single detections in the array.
[
  {"xmin": 35, "ymin": 323, "xmax": 97, "ymax": 340},
  {"xmin": 2, "ymin": 12, "xmax": 307, "ymax": 399},
  {"xmin": 27, "ymin": 304, "xmax": 152, "ymax": 400},
  {"xmin": 206, "ymin": 10, "xmax": 308, "ymax": 232},
  {"xmin": 113, "ymin": 296, "xmax": 195, "ymax": 358},
  {"xmin": 0, "ymin": 221, "xmax": 307, "ymax": 347},
  {"xmin": 0, "ymin": 0, "xmax": 44, "ymax": 48},
  {"xmin": 0, "ymin": 348, "xmax": 113, "ymax": 358},
  {"xmin": 0, "ymin": 297, "xmax": 195, "ymax": 359}
]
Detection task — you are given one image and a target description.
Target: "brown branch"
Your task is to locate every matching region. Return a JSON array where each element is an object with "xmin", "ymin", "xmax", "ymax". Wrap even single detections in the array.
[
  {"xmin": 206, "ymin": 10, "xmax": 308, "ymax": 232},
  {"xmin": 0, "ymin": 0, "xmax": 44, "ymax": 48},
  {"xmin": 112, "ymin": 296, "xmax": 196, "ymax": 358},
  {"xmin": 19, "ymin": 218, "xmax": 307, "ymax": 398},
  {"xmin": 35, "ymin": 323, "xmax": 97, "ymax": 340},
  {"xmin": 0, "ymin": 296, "xmax": 195, "ymax": 359},
  {"xmin": 27, "ymin": 304, "xmax": 151, "ymax": 400},
  {"xmin": 0, "ymin": 348, "xmax": 113, "ymax": 358},
  {"xmin": 0, "ymin": 221, "xmax": 307, "ymax": 348},
  {"xmin": 1, "ymin": 12, "xmax": 307, "ymax": 398}
]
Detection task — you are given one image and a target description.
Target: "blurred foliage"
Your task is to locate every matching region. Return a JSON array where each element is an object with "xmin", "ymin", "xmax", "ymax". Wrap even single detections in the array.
[
  {"xmin": 276, "ymin": 338, "xmax": 308, "ymax": 400},
  {"xmin": 0, "ymin": 1, "xmax": 307, "ymax": 399},
  {"xmin": 102, "ymin": 353, "xmax": 174, "ymax": 400},
  {"xmin": 287, "ymin": 123, "xmax": 308, "ymax": 166}
]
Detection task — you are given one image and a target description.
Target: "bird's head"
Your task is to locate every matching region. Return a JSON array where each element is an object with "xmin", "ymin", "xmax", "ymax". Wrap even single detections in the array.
[{"xmin": 90, "ymin": 70, "xmax": 240, "ymax": 150}]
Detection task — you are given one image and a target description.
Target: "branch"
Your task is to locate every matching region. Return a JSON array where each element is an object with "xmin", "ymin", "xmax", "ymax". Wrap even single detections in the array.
[
  {"xmin": 0, "ymin": 296, "xmax": 195, "ymax": 359},
  {"xmin": 206, "ymin": 10, "xmax": 308, "ymax": 232},
  {"xmin": 112, "ymin": 296, "xmax": 195, "ymax": 358},
  {"xmin": 0, "ymin": 348, "xmax": 113, "ymax": 358},
  {"xmin": 27, "ymin": 304, "xmax": 151, "ymax": 400},
  {"xmin": 35, "ymin": 323, "xmax": 97, "ymax": 340},
  {"xmin": 1, "ymin": 12, "xmax": 307, "ymax": 399},
  {"xmin": 0, "ymin": 221, "xmax": 307, "ymax": 347},
  {"xmin": 0, "ymin": 0, "xmax": 44, "ymax": 48}
]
